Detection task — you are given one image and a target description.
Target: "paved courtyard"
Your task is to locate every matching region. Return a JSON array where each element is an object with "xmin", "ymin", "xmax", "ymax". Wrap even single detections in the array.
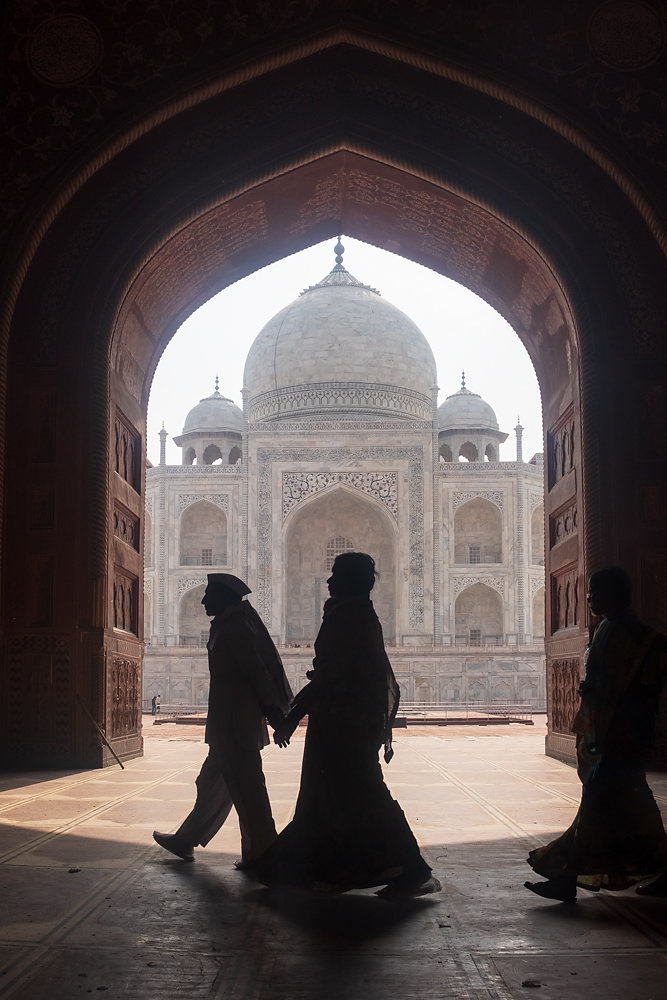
[{"xmin": 1, "ymin": 717, "xmax": 667, "ymax": 999}]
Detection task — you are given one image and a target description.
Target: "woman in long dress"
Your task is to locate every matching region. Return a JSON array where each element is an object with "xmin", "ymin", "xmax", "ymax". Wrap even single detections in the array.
[
  {"xmin": 254, "ymin": 552, "xmax": 440, "ymax": 898},
  {"xmin": 525, "ymin": 566, "xmax": 667, "ymax": 903}
]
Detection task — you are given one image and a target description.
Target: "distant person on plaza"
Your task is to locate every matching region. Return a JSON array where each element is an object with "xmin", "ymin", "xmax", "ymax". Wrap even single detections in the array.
[
  {"xmin": 155, "ymin": 694, "xmax": 161, "ymax": 714},
  {"xmin": 254, "ymin": 552, "xmax": 440, "ymax": 898},
  {"xmin": 153, "ymin": 573, "xmax": 292, "ymax": 866},
  {"xmin": 151, "ymin": 695, "xmax": 157, "ymax": 716},
  {"xmin": 525, "ymin": 566, "xmax": 667, "ymax": 903}
]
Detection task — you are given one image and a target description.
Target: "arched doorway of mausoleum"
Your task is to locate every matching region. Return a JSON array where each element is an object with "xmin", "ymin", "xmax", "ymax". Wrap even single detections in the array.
[{"xmin": 283, "ymin": 486, "xmax": 397, "ymax": 644}]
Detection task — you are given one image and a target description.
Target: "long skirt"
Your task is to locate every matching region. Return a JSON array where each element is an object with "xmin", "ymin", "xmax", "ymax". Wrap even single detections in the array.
[
  {"xmin": 528, "ymin": 753, "xmax": 667, "ymax": 891},
  {"xmin": 256, "ymin": 713, "xmax": 431, "ymax": 892}
]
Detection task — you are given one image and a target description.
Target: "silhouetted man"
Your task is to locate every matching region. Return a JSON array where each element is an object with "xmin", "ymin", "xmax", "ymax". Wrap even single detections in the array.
[{"xmin": 153, "ymin": 573, "xmax": 292, "ymax": 865}]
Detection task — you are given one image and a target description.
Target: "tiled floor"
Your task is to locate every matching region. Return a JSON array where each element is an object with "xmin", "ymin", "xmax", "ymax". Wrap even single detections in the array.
[{"xmin": 1, "ymin": 717, "xmax": 667, "ymax": 999}]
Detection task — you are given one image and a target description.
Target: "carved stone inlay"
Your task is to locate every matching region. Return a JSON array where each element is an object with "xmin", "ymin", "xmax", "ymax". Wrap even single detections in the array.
[
  {"xmin": 178, "ymin": 493, "xmax": 230, "ymax": 515},
  {"xmin": 248, "ymin": 382, "xmax": 432, "ymax": 423},
  {"xmin": 529, "ymin": 492, "xmax": 544, "ymax": 513},
  {"xmin": 178, "ymin": 577, "xmax": 207, "ymax": 598},
  {"xmin": 453, "ymin": 576, "xmax": 506, "ymax": 597},
  {"xmin": 441, "ymin": 462, "xmax": 527, "ymax": 473},
  {"xmin": 282, "ymin": 472, "xmax": 398, "ymax": 521},
  {"xmin": 550, "ymin": 658, "xmax": 582, "ymax": 735},
  {"xmin": 251, "ymin": 420, "xmax": 434, "ymax": 432},
  {"xmin": 6, "ymin": 635, "xmax": 71, "ymax": 752},
  {"xmin": 551, "ymin": 565, "xmax": 580, "ymax": 632},
  {"xmin": 114, "ymin": 410, "xmax": 141, "ymax": 492},
  {"xmin": 27, "ymin": 15, "xmax": 103, "ymax": 85},
  {"xmin": 144, "ymin": 578, "xmax": 153, "ymax": 599},
  {"xmin": 109, "ymin": 656, "xmax": 140, "ymax": 738},
  {"xmin": 258, "ymin": 447, "xmax": 424, "ymax": 628},
  {"xmin": 145, "ymin": 496, "xmax": 154, "ymax": 518},
  {"xmin": 550, "ymin": 501, "xmax": 578, "ymax": 548},
  {"xmin": 547, "ymin": 410, "xmax": 575, "ymax": 489},
  {"xmin": 113, "ymin": 502, "xmax": 140, "ymax": 551},
  {"xmin": 588, "ymin": 1, "xmax": 665, "ymax": 70},
  {"xmin": 159, "ymin": 465, "xmax": 243, "ymax": 474},
  {"xmin": 113, "ymin": 568, "xmax": 138, "ymax": 635},
  {"xmin": 452, "ymin": 489, "xmax": 504, "ymax": 510},
  {"xmin": 530, "ymin": 576, "xmax": 545, "ymax": 599}
]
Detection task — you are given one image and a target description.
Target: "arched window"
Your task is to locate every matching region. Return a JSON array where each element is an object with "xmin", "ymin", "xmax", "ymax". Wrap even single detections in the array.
[
  {"xmin": 439, "ymin": 443, "xmax": 452, "ymax": 462},
  {"xmin": 459, "ymin": 441, "xmax": 478, "ymax": 462},
  {"xmin": 325, "ymin": 535, "xmax": 355, "ymax": 570},
  {"xmin": 485, "ymin": 443, "xmax": 497, "ymax": 461},
  {"xmin": 228, "ymin": 445, "xmax": 242, "ymax": 464},
  {"xmin": 184, "ymin": 447, "xmax": 196, "ymax": 465},
  {"xmin": 202, "ymin": 444, "xmax": 223, "ymax": 465}
]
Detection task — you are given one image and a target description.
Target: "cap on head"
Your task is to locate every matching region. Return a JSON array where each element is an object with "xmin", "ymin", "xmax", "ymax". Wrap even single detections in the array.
[{"xmin": 206, "ymin": 573, "xmax": 251, "ymax": 597}]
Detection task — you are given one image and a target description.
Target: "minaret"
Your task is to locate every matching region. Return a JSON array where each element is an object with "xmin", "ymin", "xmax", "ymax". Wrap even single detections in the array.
[
  {"xmin": 515, "ymin": 417, "xmax": 524, "ymax": 463},
  {"xmin": 159, "ymin": 424, "xmax": 167, "ymax": 466}
]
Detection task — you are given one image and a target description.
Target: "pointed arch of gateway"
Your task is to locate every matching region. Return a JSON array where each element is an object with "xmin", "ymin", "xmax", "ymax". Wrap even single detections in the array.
[
  {"xmin": 3, "ymin": 34, "xmax": 667, "ymax": 767},
  {"xmin": 283, "ymin": 484, "xmax": 397, "ymax": 644}
]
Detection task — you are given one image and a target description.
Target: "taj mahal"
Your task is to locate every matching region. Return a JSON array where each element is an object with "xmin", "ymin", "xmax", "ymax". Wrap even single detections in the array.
[{"xmin": 144, "ymin": 244, "xmax": 546, "ymax": 711}]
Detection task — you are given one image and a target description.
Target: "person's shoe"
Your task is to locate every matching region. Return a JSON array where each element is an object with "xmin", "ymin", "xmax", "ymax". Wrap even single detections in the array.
[
  {"xmin": 376, "ymin": 875, "xmax": 442, "ymax": 899},
  {"xmin": 153, "ymin": 831, "xmax": 194, "ymax": 861},
  {"xmin": 233, "ymin": 858, "xmax": 257, "ymax": 873},
  {"xmin": 524, "ymin": 879, "xmax": 576, "ymax": 903}
]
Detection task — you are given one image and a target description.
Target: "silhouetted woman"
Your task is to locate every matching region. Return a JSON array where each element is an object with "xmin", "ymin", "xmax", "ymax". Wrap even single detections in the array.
[
  {"xmin": 255, "ymin": 552, "xmax": 439, "ymax": 897},
  {"xmin": 525, "ymin": 566, "xmax": 667, "ymax": 903}
]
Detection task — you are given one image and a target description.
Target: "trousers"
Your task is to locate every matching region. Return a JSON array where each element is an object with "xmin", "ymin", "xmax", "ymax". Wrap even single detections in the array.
[{"xmin": 175, "ymin": 743, "xmax": 277, "ymax": 860}]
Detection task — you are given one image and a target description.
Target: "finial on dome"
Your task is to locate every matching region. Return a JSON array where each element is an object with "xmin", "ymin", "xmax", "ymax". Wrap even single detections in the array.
[
  {"xmin": 334, "ymin": 237, "xmax": 344, "ymax": 267},
  {"xmin": 461, "ymin": 370, "xmax": 466, "ymax": 390}
]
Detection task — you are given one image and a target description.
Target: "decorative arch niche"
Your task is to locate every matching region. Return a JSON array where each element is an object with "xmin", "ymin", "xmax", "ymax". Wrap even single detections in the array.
[
  {"xmin": 179, "ymin": 584, "xmax": 208, "ymax": 645},
  {"xmin": 454, "ymin": 498, "xmax": 503, "ymax": 565},
  {"xmin": 283, "ymin": 485, "xmax": 397, "ymax": 643},
  {"xmin": 179, "ymin": 501, "xmax": 228, "ymax": 566},
  {"xmin": 455, "ymin": 583, "xmax": 504, "ymax": 644}
]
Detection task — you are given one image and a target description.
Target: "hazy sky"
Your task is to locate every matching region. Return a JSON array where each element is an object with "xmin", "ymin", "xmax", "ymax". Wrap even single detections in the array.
[{"xmin": 147, "ymin": 236, "xmax": 543, "ymax": 466}]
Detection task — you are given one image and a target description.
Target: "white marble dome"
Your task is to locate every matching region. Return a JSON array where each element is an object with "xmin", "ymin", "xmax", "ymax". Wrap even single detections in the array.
[
  {"xmin": 182, "ymin": 384, "xmax": 244, "ymax": 434},
  {"xmin": 243, "ymin": 247, "xmax": 437, "ymax": 423},
  {"xmin": 438, "ymin": 380, "xmax": 500, "ymax": 431}
]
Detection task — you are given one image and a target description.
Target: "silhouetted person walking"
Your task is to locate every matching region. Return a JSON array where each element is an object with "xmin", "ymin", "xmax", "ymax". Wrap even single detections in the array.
[
  {"xmin": 254, "ymin": 552, "xmax": 440, "ymax": 897},
  {"xmin": 153, "ymin": 573, "xmax": 292, "ymax": 865},
  {"xmin": 525, "ymin": 566, "xmax": 667, "ymax": 902}
]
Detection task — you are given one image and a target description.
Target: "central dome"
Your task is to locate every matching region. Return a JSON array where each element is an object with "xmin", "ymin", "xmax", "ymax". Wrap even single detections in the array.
[{"xmin": 243, "ymin": 244, "xmax": 437, "ymax": 423}]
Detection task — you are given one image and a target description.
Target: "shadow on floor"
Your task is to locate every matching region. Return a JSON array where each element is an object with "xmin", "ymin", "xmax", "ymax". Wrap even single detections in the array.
[{"xmin": 249, "ymin": 883, "xmax": 438, "ymax": 943}]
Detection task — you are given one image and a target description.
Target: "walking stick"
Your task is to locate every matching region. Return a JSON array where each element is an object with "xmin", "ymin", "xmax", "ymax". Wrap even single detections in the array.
[{"xmin": 76, "ymin": 695, "xmax": 125, "ymax": 769}]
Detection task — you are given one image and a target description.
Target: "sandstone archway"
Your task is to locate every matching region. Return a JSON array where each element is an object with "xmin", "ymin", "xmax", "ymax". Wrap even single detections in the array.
[{"xmin": 4, "ymin": 36, "xmax": 666, "ymax": 767}]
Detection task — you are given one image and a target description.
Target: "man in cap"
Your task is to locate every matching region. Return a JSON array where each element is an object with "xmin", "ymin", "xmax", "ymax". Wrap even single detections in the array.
[{"xmin": 153, "ymin": 573, "xmax": 292, "ymax": 866}]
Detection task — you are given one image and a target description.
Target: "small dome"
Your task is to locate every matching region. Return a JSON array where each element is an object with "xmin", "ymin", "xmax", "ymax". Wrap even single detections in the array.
[
  {"xmin": 438, "ymin": 377, "xmax": 499, "ymax": 431},
  {"xmin": 181, "ymin": 381, "xmax": 244, "ymax": 434},
  {"xmin": 243, "ymin": 240, "xmax": 437, "ymax": 423}
]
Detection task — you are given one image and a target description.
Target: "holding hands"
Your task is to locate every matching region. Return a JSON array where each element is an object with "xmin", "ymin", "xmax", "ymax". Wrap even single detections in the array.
[{"xmin": 272, "ymin": 709, "xmax": 301, "ymax": 748}]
